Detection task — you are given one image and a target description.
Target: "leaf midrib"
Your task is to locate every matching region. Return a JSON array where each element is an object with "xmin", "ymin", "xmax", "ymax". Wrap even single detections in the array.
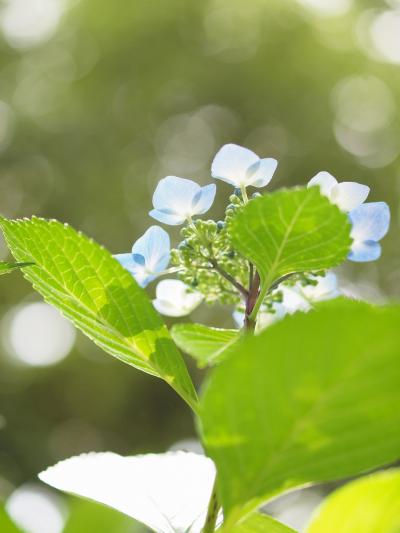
[{"xmin": 250, "ymin": 345, "xmax": 389, "ymax": 497}]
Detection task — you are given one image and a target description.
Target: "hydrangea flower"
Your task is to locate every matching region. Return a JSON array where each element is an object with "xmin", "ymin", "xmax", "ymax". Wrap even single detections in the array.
[
  {"xmin": 114, "ymin": 225, "xmax": 170, "ymax": 287},
  {"xmin": 153, "ymin": 279, "xmax": 203, "ymax": 317},
  {"xmin": 211, "ymin": 144, "xmax": 278, "ymax": 191},
  {"xmin": 233, "ymin": 273, "xmax": 340, "ymax": 333},
  {"xmin": 308, "ymin": 171, "xmax": 370, "ymax": 212},
  {"xmin": 348, "ymin": 202, "xmax": 390, "ymax": 262},
  {"xmin": 39, "ymin": 451, "xmax": 219, "ymax": 533},
  {"xmin": 281, "ymin": 272, "xmax": 340, "ymax": 314},
  {"xmin": 149, "ymin": 176, "xmax": 216, "ymax": 225}
]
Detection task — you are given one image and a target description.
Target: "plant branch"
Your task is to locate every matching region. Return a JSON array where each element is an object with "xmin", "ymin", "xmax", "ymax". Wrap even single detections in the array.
[
  {"xmin": 189, "ymin": 219, "xmax": 248, "ymax": 298},
  {"xmin": 202, "ymin": 475, "xmax": 220, "ymax": 533},
  {"xmin": 244, "ymin": 270, "xmax": 260, "ymax": 332},
  {"xmin": 249, "ymin": 271, "xmax": 298, "ymax": 321},
  {"xmin": 210, "ymin": 259, "xmax": 248, "ymax": 298}
]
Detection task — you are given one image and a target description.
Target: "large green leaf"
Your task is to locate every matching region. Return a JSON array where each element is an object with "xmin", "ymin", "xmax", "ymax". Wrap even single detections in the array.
[
  {"xmin": 229, "ymin": 188, "xmax": 351, "ymax": 315},
  {"xmin": 306, "ymin": 469, "xmax": 400, "ymax": 533},
  {"xmin": 0, "ymin": 217, "xmax": 197, "ymax": 411},
  {"xmin": 230, "ymin": 513, "xmax": 297, "ymax": 533},
  {"xmin": 171, "ymin": 324, "xmax": 239, "ymax": 368},
  {"xmin": 0, "ymin": 261, "xmax": 34, "ymax": 276},
  {"xmin": 200, "ymin": 299, "xmax": 400, "ymax": 528}
]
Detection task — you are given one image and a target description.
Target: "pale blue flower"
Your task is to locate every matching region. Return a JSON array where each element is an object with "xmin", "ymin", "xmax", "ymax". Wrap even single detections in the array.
[
  {"xmin": 115, "ymin": 225, "xmax": 170, "ymax": 287},
  {"xmin": 211, "ymin": 144, "xmax": 278, "ymax": 189},
  {"xmin": 308, "ymin": 171, "xmax": 370, "ymax": 212},
  {"xmin": 149, "ymin": 176, "xmax": 216, "ymax": 225},
  {"xmin": 348, "ymin": 202, "xmax": 390, "ymax": 262}
]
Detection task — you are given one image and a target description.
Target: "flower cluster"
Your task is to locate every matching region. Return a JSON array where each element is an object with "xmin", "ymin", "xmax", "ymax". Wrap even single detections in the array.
[{"xmin": 115, "ymin": 144, "xmax": 390, "ymax": 326}]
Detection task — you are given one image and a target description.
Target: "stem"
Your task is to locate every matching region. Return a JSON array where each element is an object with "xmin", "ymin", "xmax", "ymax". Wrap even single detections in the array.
[
  {"xmin": 188, "ymin": 218, "xmax": 248, "ymax": 298},
  {"xmin": 249, "ymin": 272, "xmax": 297, "ymax": 322},
  {"xmin": 210, "ymin": 259, "xmax": 248, "ymax": 298},
  {"xmin": 248, "ymin": 262, "xmax": 254, "ymax": 291},
  {"xmin": 244, "ymin": 271, "xmax": 260, "ymax": 332},
  {"xmin": 249, "ymin": 282, "xmax": 268, "ymax": 322},
  {"xmin": 202, "ymin": 476, "xmax": 220, "ymax": 533},
  {"xmin": 157, "ymin": 266, "xmax": 183, "ymax": 276},
  {"xmin": 240, "ymin": 184, "xmax": 249, "ymax": 203}
]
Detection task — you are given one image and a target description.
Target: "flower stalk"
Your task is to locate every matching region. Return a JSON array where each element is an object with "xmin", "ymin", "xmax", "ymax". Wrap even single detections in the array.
[{"xmin": 202, "ymin": 475, "xmax": 220, "ymax": 533}]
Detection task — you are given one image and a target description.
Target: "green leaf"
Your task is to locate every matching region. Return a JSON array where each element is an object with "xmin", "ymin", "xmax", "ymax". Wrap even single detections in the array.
[
  {"xmin": 0, "ymin": 217, "xmax": 197, "ymax": 411},
  {"xmin": 0, "ymin": 261, "xmax": 34, "ymax": 276},
  {"xmin": 305, "ymin": 469, "xmax": 400, "ymax": 533},
  {"xmin": 229, "ymin": 188, "xmax": 352, "ymax": 316},
  {"xmin": 230, "ymin": 513, "xmax": 297, "ymax": 533},
  {"xmin": 200, "ymin": 299, "xmax": 400, "ymax": 528},
  {"xmin": 64, "ymin": 497, "xmax": 143, "ymax": 533},
  {"xmin": 171, "ymin": 324, "xmax": 239, "ymax": 367},
  {"xmin": 0, "ymin": 504, "xmax": 22, "ymax": 532}
]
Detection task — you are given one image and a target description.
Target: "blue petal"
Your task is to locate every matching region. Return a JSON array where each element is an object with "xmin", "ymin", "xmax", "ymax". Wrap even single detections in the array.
[
  {"xmin": 132, "ymin": 225, "xmax": 170, "ymax": 273},
  {"xmin": 192, "ymin": 184, "xmax": 216, "ymax": 214},
  {"xmin": 349, "ymin": 202, "xmax": 390, "ymax": 242},
  {"xmin": 132, "ymin": 253, "xmax": 145, "ymax": 266},
  {"xmin": 348, "ymin": 241, "xmax": 381, "ymax": 262},
  {"xmin": 152, "ymin": 176, "xmax": 200, "ymax": 215},
  {"xmin": 246, "ymin": 158, "xmax": 278, "ymax": 188},
  {"xmin": 114, "ymin": 253, "xmax": 153, "ymax": 287},
  {"xmin": 211, "ymin": 144, "xmax": 259, "ymax": 187},
  {"xmin": 149, "ymin": 209, "xmax": 186, "ymax": 226},
  {"xmin": 114, "ymin": 253, "xmax": 136, "ymax": 273}
]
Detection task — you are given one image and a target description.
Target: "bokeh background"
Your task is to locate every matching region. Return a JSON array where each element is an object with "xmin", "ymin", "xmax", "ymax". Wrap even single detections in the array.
[{"xmin": 0, "ymin": 0, "xmax": 399, "ymax": 530}]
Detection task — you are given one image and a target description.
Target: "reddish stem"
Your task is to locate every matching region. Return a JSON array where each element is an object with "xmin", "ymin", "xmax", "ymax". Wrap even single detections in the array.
[{"xmin": 244, "ymin": 271, "xmax": 260, "ymax": 332}]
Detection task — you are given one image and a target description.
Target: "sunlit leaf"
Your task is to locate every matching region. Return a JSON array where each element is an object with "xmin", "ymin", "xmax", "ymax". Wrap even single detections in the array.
[
  {"xmin": 0, "ymin": 217, "xmax": 197, "ymax": 411},
  {"xmin": 305, "ymin": 469, "xmax": 400, "ymax": 533},
  {"xmin": 200, "ymin": 299, "xmax": 400, "ymax": 528},
  {"xmin": 229, "ymin": 188, "xmax": 352, "ymax": 307},
  {"xmin": 229, "ymin": 513, "xmax": 297, "ymax": 533},
  {"xmin": 171, "ymin": 324, "xmax": 239, "ymax": 367}
]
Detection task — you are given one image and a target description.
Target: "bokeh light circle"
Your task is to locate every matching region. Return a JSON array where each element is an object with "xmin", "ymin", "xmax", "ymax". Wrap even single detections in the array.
[
  {"xmin": 6, "ymin": 484, "xmax": 67, "ymax": 533},
  {"xmin": 4, "ymin": 302, "xmax": 76, "ymax": 366}
]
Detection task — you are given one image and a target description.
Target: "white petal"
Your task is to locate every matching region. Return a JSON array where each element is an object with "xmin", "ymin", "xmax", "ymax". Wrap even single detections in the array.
[
  {"xmin": 211, "ymin": 144, "xmax": 259, "ymax": 187},
  {"xmin": 246, "ymin": 158, "xmax": 278, "ymax": 188},
  {"xmin": 255, "ymin": 303, "xmax": 286, "ymax": 332},
  {"xmin": 155, "ymin": 279, "xmax": 187, "ymax": 300},
  {"xmin": 330, "ymin": 182, "xmax": 370, "ymax": 212},
  {"xmin": 281, "ymin": 286, "xmax": 311, "ymax": 313},
  {"xmin": 153, "ymin": 298, "xmax": 191, "ymax": 317},
  {"xmin": 192, "ymin": 184, "xmax": 216, "ymax": 215},
  {"xmin": 307, "ymin": 172, "xmax": 338, "ymax": 197},
  {"xmin": 149, "ymin": 209, "xmax": 186, "ymax": 226},
  {"xmin": 152, "ymin": 177, "xmax": 200, "ymax": 216},
  {"xmin": 302, "ymin": 273, "xmax": 340, "ymax": 301},
  {"xmin": 153, "ymin": 280, "xmax": 203, "ymax": 317},
  {"xmin": 39, "ymin": 452, "xmax": 216, "ymax": 533}
]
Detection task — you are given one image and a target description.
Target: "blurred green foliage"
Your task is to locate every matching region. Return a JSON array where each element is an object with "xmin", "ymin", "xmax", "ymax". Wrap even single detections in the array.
[{"xmin": 0, "ymin": 0, "xmax": 399, "ymax": 524}]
